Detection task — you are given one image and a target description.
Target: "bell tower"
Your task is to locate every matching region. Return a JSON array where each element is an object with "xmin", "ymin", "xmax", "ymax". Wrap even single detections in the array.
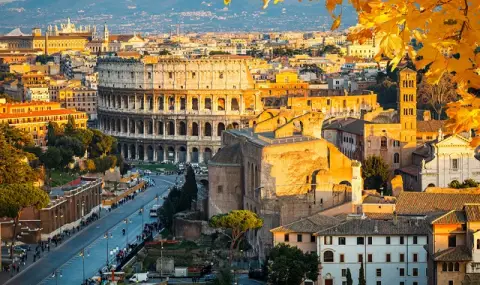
[
  {"xmin": 398, "ymin": 67, "xmax": 418, "ymax": 166},
  {"xmin": 103, "ymin": 23, "xmax": 109, "ymax": 43}
]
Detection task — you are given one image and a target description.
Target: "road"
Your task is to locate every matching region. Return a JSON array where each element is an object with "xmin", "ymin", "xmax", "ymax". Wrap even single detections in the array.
[{"xmin": 5, "ymin": 175, "xmax": 178, "ymax": 285}]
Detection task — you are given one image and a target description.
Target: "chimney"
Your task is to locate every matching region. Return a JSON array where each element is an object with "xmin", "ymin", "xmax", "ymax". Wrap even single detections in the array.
[{"xmin": 423, "ymin": 110, "xmax": 431, "ymax": 121}]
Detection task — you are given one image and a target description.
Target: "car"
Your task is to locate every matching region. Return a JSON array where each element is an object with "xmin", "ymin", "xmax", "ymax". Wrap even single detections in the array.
[
  {"xmin": 129, "ymin": 273, "xmax": 149, "ymax": 282},
  {"xmin": 204, "ymin": 274, "xmax": 216, "ymax": 281}
]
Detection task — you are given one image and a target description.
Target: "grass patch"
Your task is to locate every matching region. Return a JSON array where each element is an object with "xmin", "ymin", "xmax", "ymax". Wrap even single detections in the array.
[
  {"xmin": 49, "ymin": 170, "xmax": 80, "ymax": 187},
  {"xmin": 134, "ymin": 163, "xmax": 177, "ymax": 171}
]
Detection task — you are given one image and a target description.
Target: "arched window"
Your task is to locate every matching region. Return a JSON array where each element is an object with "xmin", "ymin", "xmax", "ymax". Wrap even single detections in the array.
[
  {"xmin": 167, "ymin": 121, "xmax": 175, "ymax": 136},
  {"xmin": 231, "ymin": 98, "xmax": 239, "ymax": 111},
  {"xmin": 454, "ymin": 262, "xmax": 460, "ymax": 272},
  {"xmin": 192, "ymin": 98, "xmax": 199, "ymax": 110},
  {"xmin": 217, "ymin": 123, "xmax": 225, "ymax": 136},
  {"xmin": 442, "ymin": 262, "xmax": 447, "ymax": 272},
  {"xmin": 381, "ymin": 136, "xmax": 387, "ymax": 148},
  {"xmin": 394, "ymin": 153, "xmax": 400, "ymax": 164},
  {"xmin": 323, "ymin": 251, "xmax": 334, "ymax": 262},
  {"xmin": 179, "ymin": 121, "xmax": 186, "ymax": 136},
  {"xmin": 191, "ymin": 122, "xmax": 199, "ymax": 136},
  {"xmin": 204, "ymin": 123, "xmax": 212, "ymax": 137},
  {"xmin": 217, "ymin": 98, "xmax": 225, "ymax": 111},
  {"xmin": 448, "ymin": 262, "xmax": 454, "ymax": 271}
]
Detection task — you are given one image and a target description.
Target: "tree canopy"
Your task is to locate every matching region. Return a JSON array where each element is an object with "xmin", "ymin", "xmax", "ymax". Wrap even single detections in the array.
[
  {"xmin": 362, "ymin": 155, "xmax": 390, "ymax": 191},
  {"xmin": 0, "ymin": 135, "xmax": 38, "ymax": 184},
  {"xmin": 267, "ymin": 243, "xmax": 319, "ymax": 285}
]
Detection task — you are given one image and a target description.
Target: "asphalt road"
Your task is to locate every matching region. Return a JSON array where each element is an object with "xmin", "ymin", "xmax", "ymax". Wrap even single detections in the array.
[{"xmin": 5, "ymin": 175, "xmax": 178, "ymax": 285}]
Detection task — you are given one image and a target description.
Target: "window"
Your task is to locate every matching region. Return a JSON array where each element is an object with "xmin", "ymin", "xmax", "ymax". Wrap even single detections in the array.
[
  {"xmin": 284, "ymin": 234, "xmax": 289, "ymax": 242},
  {"xmin": 448, "ymin": 263, "xmax": 454, "ymax": 271},
  {"xmin": 311, "ymin": 234, "xmax": 315, "ymax": 243},
  {"xmin": 168, "ymin": 72, "xmax": 173, "ymax": 79},
  {"xmin": 340, "ymin": 254, "xmax": 345, "ymax": 263},
  {"xmin": 394, "ymin": 153, "xmax": 400, "ymax": 164},
  {"xmin": 477, "ymin": 239, "xmax": 480, "ymax": 250},
  {"xmin": 324, "ymin": 251, "xmax": 334, "ymax": 262},
  {"xmin": 368, "ymin": 254, "xmax": 373, "ymax": 262},
  {"xmin": 386, "ymin": 254, "xmax": 391, "ymax": 262},
  {"xmin": 192, "ymin": 72, "xmax": 196, "ymax": 79},
  {"xmin": 449, "ymin": 282, "xmax": 454, "ymax": 285},
  {"xmin": 400, "ymin": 282, "xmax": 405, "ymax": 285},
  {"xmin": 442, "ymin": 262, "xmax": 448, "ymax": 271},
  {"xmin": 400, "ymin": 236, "xmax": 404, "ymax": 244},
  {"xmin": 339, "ymin": 237, "xmax": 346, "ymax": 245},
  {"xmin": 455, "ymin": 262, "xmax": 460, "ymax": 271},
  {"xmin": 386, "ymin": 236, "xmax": 391, "ymax": 244},
  {"xmin": 413, "ymin": 283, "xmax": 418, "ymax": 285},
  {"xmin": 448, "ymin": 235, "xmax": 456, "ymax": 248},
  {"xmin": 399, "ymin": 268, "xmax": 405, "ymax": 276},
  {"xmin": 357, "ymin": 237, "xmax": 365, "ymax": 245},
  {"xmin": 358, "ymin": 254, "xmax": 363, "ymax": 263},
  {"xmin": 376, "ymin": 268, "xmax": 381, "ymax": 277},
  {"xmin": 413, "ymin": 236, "xmax": 418, "ymax": 244},
  {"xmin": 452, "ymin": 158, "xmax": 459, "ymax": 170},
  {"xmin": 376, "ymin": 282, "xmax": 381, "ymax": 285},
  {"xmin": 342, "ymin": 269, "xmax": 347, "ymax": 277},
  {"xmin": 381, "ymin": 136, "xmax": 387, "ymax": 148},
  {"xmin": 324, "ymin": 236, "xmax": 332, "ymax": 245},
  {"xmin": 297, "ymin": 234, "xmax": 303, "ymax": 242},
  {"xmin": 368, "ymin": 236, "xmax": 372, "ymax": 245},
  {"xmin": 217, "ymin": 185, "xmax": 223, "ymax": 193},
  {"xmin": 400, "ymin": 253, "xmax": 405, "ymax": 262},
  {"xmin": 148, "ymin": 72, "xmax": 152, "ymax": 79},
  {"xmin": 413, "ymin": 268, "xmax": 418, "ymax": 276},
  {"xmin": 413, "ymin": 253, "xmax": 418, "ymax": 262},
  {"xmin": 205, "ymin": 98, "xmax": 212, "ymax": 110}
]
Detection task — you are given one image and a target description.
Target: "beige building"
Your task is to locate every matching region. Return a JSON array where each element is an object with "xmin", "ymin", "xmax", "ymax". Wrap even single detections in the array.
[{"xmin": 59, "ymin": 86, "xmax": 98, "ymax": 119}]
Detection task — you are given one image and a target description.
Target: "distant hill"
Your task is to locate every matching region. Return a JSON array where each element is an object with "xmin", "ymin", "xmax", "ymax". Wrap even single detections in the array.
[{"xmin": 0, "ymin": 0, "xmax": 357, "ymax": 34}]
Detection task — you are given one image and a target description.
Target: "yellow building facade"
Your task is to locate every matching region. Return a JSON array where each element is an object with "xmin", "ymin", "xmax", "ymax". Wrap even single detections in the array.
[{"xmin": 0, "ymin": 101, "xmax": 88, "ymax": 146}]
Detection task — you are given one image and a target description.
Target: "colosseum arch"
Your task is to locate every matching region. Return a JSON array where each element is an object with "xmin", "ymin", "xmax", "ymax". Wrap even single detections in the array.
[
  {"xmin": 156, "ymin": 146, "xmax": 164, "ymax": 162},
  {"xmin": 122, "ymin": 144, "xmax": 128, "ymax": 158},
  {"xmin": 204, "ymin": 122, "xmax": 212, "ymax": 137},
  {"xmin": 147, "ymin": 145, "xmax": 154, "ymax": 161},
  {"xmin": 167, "ymin": 121, "xmax": 175, "ymax": 136},
  {"xmin": 192, "ymin": 97, "xmax": 199, "ymax": 110},
  {"xmin": 137, "ymin": 120, "xmax": 144, "ymax": 134},
  {"xmin": 116, "ymin": 119, "xmax": 121, "ymax": 132},
  {"xmin": 233, "ymin": 122, "xmax": 239, "ymax": 129},
  {"xmin": 168, "ymin": 96, "xmax": 175, "ymax": 111},
  {"xmin": 157, "ymin": 121, "xmax": 164, "ymax": 135},
  {"xmin": 204, "ymin": 147, "xmax": 212, "ymax": 162},
  {"xmin": 129, "ymin": 145, "xmax": 136, "ymax": 160},
  {"xmin": 217, "ymin": 122, "xmax": 225, "ymax": 136},
  {"xmin": 218, "ymin": 98, "xmax": 225, "ymax": 111},
  {"xmin": 191, "ymin": 122, "xmax": 199, "ymax": 136},
  {"xmin": 158, "ymin": 95, "xmax": 164, "ymax": 110},
  {"xmin": 179, "ymin": 121, "xmax": 187, "ymax": 136},
  {"xmin": 191, "ymin": 147, "xmax": 199, "ymax": 163},
  {"xmin": 138, "ymin": 145, "xmax": 145, "ymax": 160},
  {"xmin": 147, "ymin": 120, "xmax": 153, "ymax": 135},
  {"xmin": 148, "ymin": 96, "xmax": 154, "ymax": 110},
  {"xmin": 123, "ymin": 96, "xmax": 128, "ymax": 108},
  {"xmin": 122, "ymin": 119, "xmax": 128, "ymax": 133},
  {"xmin": 167, "ymin": 146, "xmax": 175, "ymax": 162},
  {"xmin": 178, "ymin": 146, "xmax": 187, "ymax": 163},
  {"xmin": 231, "ymin": 98, "xmax": 239, "ymax": 111}
]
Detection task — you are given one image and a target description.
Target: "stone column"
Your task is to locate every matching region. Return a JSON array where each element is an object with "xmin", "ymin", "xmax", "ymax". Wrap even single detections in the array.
[
  {"xmin": 143, "ymin": 120, "xmax": 147, "ymax": 137},
  {"xmin": 186, "ymin": 147, "xmax": 191, "ymax": 163},
  {"xmin": 144, "ymin": 145, "xmax": 148, "ymax": 162},
  {"xmin": 135, "ymin": 143, "xmax": 139, "ymax": 160},
  {"xmin": 199, "ymin": 148, "xmax": 204, "ymax": 163}
]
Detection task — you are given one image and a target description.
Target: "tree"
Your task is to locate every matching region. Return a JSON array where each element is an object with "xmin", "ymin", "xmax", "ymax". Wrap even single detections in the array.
[
  {"xmin": 0, "ymin": 135, "xmax": 38, "ymax": 184},
  {"xmin": 46, "ymin": 122, "xmax": 63, "ymax": 146},
  {"xmin": 418, "ymin": 74, "xmax": 458, "ymax": 119},
  {"xmin": 0, "ymin": 93, "xmax": 18, "ymax": 103},
  {"xmin": 55, "ymin": 136, "xmax": 86, "ymax": 157},
  {"xmin": 225, "ymin": 0, "xmax": 480, "ymax": 145},
  {"xmin": 90, "ymin": 129, "xmax": 116, "ymax": 157},
  {"xmin": 212, "ymin": 267, "xmax": 234, "ymax": 285},
  {"xmin": 158, "ymin": 49, "xmax": 171, "ymax": 55},
  {"xmin": 346, "ymin": 268, "xmax": 353, "ymax": 285},
  {"xmin": 72, "ymin": 128, "xmax": 94, "ymax": 147},
  {"xmin": 267, "ymin": 244, "xmax": 319, "ymax": 285},
  {"xmin": 320, "ymin": 44, "xmax": 342, "ymax": 56},
  {"xmin": 177, "ymin": 166, "xmax": 198, "ymax": 212},
  {"xmin": 0, "ymin": 183, "xmax": 49, "ymax": 257},
  {"xmin": 362, "ymin": 155, "xmax": 390, "ymax": 191},
  {"xmin": 358, "ymin": 262, "xmax": 366, "ymax": 285},
  {"xmin": 40, "ymin": 147, "xmax": 63, "ymax": 170},
  {"xmin": 0, "ymin": 123, "xmax": 34, "ymax": 149},
  {"xmin": 210, "ymin": 210, "xmax": 263, "ymax": 263},
  {"xmin": 209, "ymin": 51, "xmax": 231, "ymax": 56},
  {"xmin": 64, "ymin": 115, "xmax": 76, "ymax": 135}
]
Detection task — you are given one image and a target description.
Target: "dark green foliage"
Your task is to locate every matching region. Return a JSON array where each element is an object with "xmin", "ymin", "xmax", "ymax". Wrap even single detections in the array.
[
  {"xmin": 64, "ymin": 115, "xmax": 76, "ymax": 135},
  {"xmin": 267, "ymin": 244, "xmax": 319, "ymax": 285},
  {"xmin": 320, "ymin": 44, "xmax": 343, "ymax": 55},
  {"xmin": 0, "ymin": 135, "xmax": 39, "ymax": 184},
  {"xmin": 89, "ymin": 129, "xmax": 116, "ymax": 157},
  {"xmin": 158, "ymin": 186, "xmax": 183, "ymax": 230},
  {"xmin": 449, "ymin": 179, "xmax": 479, "ymax": 189},
  {"xmin": 55, "ymin": 136, "xmax": 85, "ymax": 157},
  {"xmin": 40, "ymin": 147, "xmax": 63, "ymax": 169},
  {"xmin": 178, "ymin": 166, "xmax": 198, "ymax": 212},
  {"xmin": 209, "ymin": 51, "xmax": 231, "ymax": 55},
  {"xmin": 362, "ymin": 155, "xmax": 390, "ymax": 191},
  {"xmin": 46, "ymin": 122, "xmax": 63, "ymax": 146},
  {"xmin": 0, "ymin": 123, "xmax": 34, "ymax": 149},
  {"xmin": 368, "ymin": 78, "xmax": 398, "ymax": 107},
  {"xmin": 93, "ymin": 155, "xmax": 118, "ymax": 173},
  {"xmin": 211, "ymin": 267, "xmax": 234, "ymax": 285},
  {"xmin": 359, "ymin": 262, "xmax": 366, "ymax": 285},
  {"xmin": 346, "ymin": 268, "xmax": 353, "ymax": 285},
  {"xmin": 0, "ymin": 93, "xmax": 17, "ymax": 102},
  {"xmin": 35, "ymin": 55, "xmax": 54, "ymax": 64}
]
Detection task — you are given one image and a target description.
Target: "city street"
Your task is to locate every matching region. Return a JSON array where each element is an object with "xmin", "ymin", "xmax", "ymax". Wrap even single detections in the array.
[{"xmin": 4, "ymin": 175, "xmax": 178, "ymax": 285}]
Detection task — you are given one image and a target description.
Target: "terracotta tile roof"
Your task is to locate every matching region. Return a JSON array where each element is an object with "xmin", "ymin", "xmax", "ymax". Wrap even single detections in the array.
[
  {"xmin": 270, "ymin": 213, "xmax": 341, "ymax": 234},
  {"xmin": 396, "ymin": 192, "xmax": 480, "ymax": 215},
  {"xmin": 0, "ymin": 109, "xmax": 85, "ymax": 119},
  {"xmin": 464, "ymin": 204, "xmax": 480, "ymax": 222},
  {"xmin": 431, "ymin": 210, "xmax": 466, "ymax": 224},
  {"xmin": 434, "ymin": 245, "xmax": 472, "ymax": 261},
  {"xmin": 417, "ymin": 120, "xmax": 448, "ymax": 133},
  {"xmin": 316, "ymin": 218, "xmax": 429, "ymax": 236}
]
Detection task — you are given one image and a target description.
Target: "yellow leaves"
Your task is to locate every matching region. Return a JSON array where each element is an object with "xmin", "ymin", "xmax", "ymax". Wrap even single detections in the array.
[
  {"xmin": 224, "ymin": 0, "xmax": 231, "ymax": 5},
  {"xmin": 326, "ymin": 0, "xmax": 342, "ymax": 15},
  {"xmin": 331, "ymin": 15, "xmax": 341, "ymax": 30},
  {"xmin": 445, "ymin": 108, "xmax": 480, "ymax": 134}
]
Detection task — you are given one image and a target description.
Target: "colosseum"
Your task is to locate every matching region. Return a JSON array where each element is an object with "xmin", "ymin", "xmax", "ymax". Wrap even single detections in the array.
[{"xmin": 97, "ymin": 56, "xmax": 261, "ymax": 163}]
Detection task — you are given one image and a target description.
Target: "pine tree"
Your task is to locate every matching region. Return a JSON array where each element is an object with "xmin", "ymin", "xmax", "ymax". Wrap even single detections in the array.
[{"xmin": 358, "ymin": 262, "xmax": 366, "ymax": 285}]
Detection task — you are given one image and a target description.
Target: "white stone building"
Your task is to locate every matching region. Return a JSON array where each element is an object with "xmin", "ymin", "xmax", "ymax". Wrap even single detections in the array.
[
  {"xmin": 399, "ymin": 133, "xmax": 480, "ymax": 191},
  {"xmin": 26, "ymin": 87, "xmax": 50, "ymax": 102},
  {"xmin": 316, "ymin": 218, "xmax": 429, "ymax": 285}
]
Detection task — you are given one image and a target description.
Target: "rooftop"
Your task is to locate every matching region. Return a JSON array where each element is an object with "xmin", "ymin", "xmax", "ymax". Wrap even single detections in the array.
[
  {"xmin": 434, "ymin": 246, "xmax": 472, "ymax": 261},
  {"xmin": 316, "ymin": 218, "xmax": 429, "ymax": 236},
  {"xmin": 0, "ymin": 108, "xmax": 86, "ymax": 119},
  {"xmin": 209, "ymin": 143, "xmax": 242, "ymax": 166},
  {"xmin": 271, "ymin": 213, "xmax": 342, "ymax": 234},
  {"xmin": 228, "ymin": 128, "xmax": 319, "ymax": 147},
  {"xmin": 396, "ymin": 192, "xmax": 480, "ymax": 215}
]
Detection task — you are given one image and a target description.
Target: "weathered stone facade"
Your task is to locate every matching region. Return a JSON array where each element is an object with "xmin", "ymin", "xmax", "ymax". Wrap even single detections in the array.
[{"xmin": 97, "ymin": 56, "xmax": 262, "ymax": 163}]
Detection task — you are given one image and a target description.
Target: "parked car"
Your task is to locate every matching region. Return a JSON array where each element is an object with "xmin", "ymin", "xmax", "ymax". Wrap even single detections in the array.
[
  {"xmin": 204, "ymin": 274, "xmax": 216, "ymax": 282},
  {"xmin": 129, "ymin": 273, "xmax": 149, "ymax": 282}
]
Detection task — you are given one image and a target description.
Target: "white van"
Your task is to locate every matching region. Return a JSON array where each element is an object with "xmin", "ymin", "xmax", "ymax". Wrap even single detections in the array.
[{"xmin": 129, "ymin": 273, "xmax": 149, "ymax": 282}]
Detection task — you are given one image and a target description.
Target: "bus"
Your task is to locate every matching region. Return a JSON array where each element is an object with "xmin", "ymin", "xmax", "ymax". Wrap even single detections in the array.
[{"xmin": 150, "ymin": 204, "xmax": 161, "ymax": 217}]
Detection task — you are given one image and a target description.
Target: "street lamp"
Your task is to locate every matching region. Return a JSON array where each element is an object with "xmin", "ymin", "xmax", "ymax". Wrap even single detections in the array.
[
  {"xmin": 104, "ymin": 232, "xmax": 113, "ymax": 267},
  {"xmin": 79, "ymin": 247, "xmax": 90, "ymax": 284},
  {"xmin": 139, "ymin": 207, "xmax": 145, "ymax": 233},
  {"xmin": 52, "ymin": 269, "xmax": 62, "ymax": 285},
  {"xmin": 124, "ymin": 218, "xmax": 132, "ymax": 244},
  {"xmin": 160, "ymin": 241, "xmax": 164, "ymax": 280}
]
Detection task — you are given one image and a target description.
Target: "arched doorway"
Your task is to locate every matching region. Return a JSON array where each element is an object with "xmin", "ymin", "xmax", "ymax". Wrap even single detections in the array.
[
  {"xmin": 167, "ymin": 121, "xmax": 175, "ymax": 136},
  {"xmin": 147, "ymin": 145, "xmax": 154, "ymax": 161},
  {"xmin": 217, "ymin": 122, "xmax": 225, "ymax": 136},
  {"xmin": 122, "ymin": 119, "xmax": 127, "ymax": 133},
  {"xmin": 167, "ymin": 146, "xmax": 175, "ymax": 162},
  {"xmin": 191, "ymin": 147, "xmax": 199, "ymax": 163},
  {"xmin": 191, "ymin": 122, "xmax": 199, "ymax": 136},
  {"xmin": 157, "ymin": 146, "xmax": 164, "ymax": 162},
  {"xmin": 204, "ymin": 147, "xmax": 212, "ymax": 162},
  {"xmin": 138, "ymin": 145, "xmax": 144, "ymax": 161},
  {"xmin": 204, "ymin": 122, "xmax": 212, "ymax": 136},
  {"xmin": 179, "ymin": 121, "xmax": 187, "ymax": 136},
  {"xmin": 178, "ymin": 146, "xmax": 187, "ymax": 163},
  {"xmin": 129, "ymin": 145, "xmax": 136, "ymax": 160}
]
